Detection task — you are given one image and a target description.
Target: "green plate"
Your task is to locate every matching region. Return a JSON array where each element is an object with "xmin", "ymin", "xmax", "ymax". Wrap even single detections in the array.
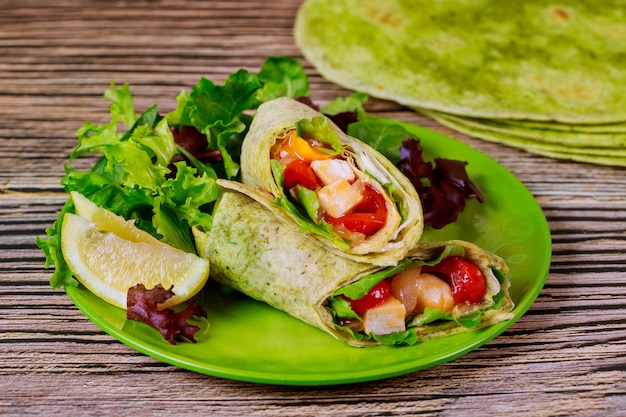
[{"xmin": 66, "ymin": 121, "xmax": 551, "ymax": 386}]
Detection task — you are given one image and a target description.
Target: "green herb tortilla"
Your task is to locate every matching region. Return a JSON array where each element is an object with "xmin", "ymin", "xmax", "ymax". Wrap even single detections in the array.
[
  {"xmin": 421, "ymin": 109, "xmax": 626, "ymax": 149},
  {"xmin": 295, "ymin": 0, "xmax": 626, "ymax": 124},
  {"xmin": 427, "ymin": 110, "xmax": 626, "ymax": 167},
  {"xmin": 194, "ymin": 182, "xmax": 514, "ymax": 347},
  {"xmin": 295, "ymin": 0, "xmax": 626, "ymax": 166},
  {"xmin": 451, "ymin": 116, "xmax": 626, "ymax": 135}
]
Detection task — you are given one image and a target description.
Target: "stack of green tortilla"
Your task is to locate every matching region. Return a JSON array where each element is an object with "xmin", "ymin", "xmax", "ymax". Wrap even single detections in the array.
[{"xmin": 294, "ymin": 0, "xmax": 626, "ymax": 166}]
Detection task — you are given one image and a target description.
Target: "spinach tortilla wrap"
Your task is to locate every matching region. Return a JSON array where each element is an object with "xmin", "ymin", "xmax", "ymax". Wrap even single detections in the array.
[
  {"xmin": 421, "ymin": 109, "xmax": 626, "ymax": 167},
  {"xmin": 194, "ymin": 181, "xmax": 514, "ymax": 347},
  {"xmin": 295, "ymin": 0, "xmax": 626, "ymax": 124},
  {"xmin": 240, "ymin": 97, "xmax": 423, "ymax": 266},
  {"xmin": 294, "ymin": 0, "xmax": 626, "ymax": 166}
]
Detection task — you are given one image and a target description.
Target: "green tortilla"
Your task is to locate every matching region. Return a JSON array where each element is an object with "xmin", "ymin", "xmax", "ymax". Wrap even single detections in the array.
[
  {"xmin": 428, "ymin": 110, "xmax": 626, "ymax": 167},
  {"xmin": 420, "ymin": 109, "xmax": 626, "ymax": 149},
  {"xmin": 240, "ymin": 97, "xmax": 424, "ymax": 266},
  {"xmin": 295, "ymin": 0, "xmax": 626, "ymax": 123},
  {"xmin": 195, "ymin": 182, "xmax": 514, "ymax": 347},
  {"xmin": 459, "ymin": 117, "xmax": 626, "ymax": 135}
]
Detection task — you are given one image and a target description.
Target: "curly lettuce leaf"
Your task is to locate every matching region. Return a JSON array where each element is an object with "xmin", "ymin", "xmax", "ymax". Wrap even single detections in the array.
[
  {"xmin": 295, "ymin": 116, "xmax": 342, "ymax": 154},
  {"xmin": 153, "ymin": 162, "xmax": 222, "ymax": 253},
  {"xmin": 39, "ymin": 82, "xmax": 222, "ymax": 287},
  {"xmin": 103, "ymin": 81, "xmax": 137, "ymax": 127},
  {"xmin": 256, "ymin": 55, "xmax": 310, "ymax": 102},
  {"xmin": 35, "ymin": 198, "xmax": 77, "ymax": 289},
  {"xmin": 166, "ymin": 56, "xmax": 310, "ymax": 180},
  {"xmin": 170, "ymin": 73, "xmax": 254, "ymax": 180},
  {"xmin": 320, "ymin": 92, "xmax": 368, "ymax": 116},
  {"xmin": 62, "ymin": 160, "xmax": 158, "ymax": 237}
]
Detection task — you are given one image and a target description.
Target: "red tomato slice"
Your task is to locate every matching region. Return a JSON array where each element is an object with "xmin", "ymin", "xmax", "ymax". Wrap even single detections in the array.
[
  {"xmin": 422, "ymin": 256, "xmax": 487, "ymax": 304},
  {"xmin": 282, "ymin": 160, "xmax": 320, "ymax": 189},
  {"xmin": 355, "ymin": 185, "xmax": 387, "ymax": 213},
  {"xmin": 344, "ymin": 280, "xmax": 392, "ymax": 316},
  {"xmin": 327, "ymin": 212, "xmax": 385, "ymax": 235}
]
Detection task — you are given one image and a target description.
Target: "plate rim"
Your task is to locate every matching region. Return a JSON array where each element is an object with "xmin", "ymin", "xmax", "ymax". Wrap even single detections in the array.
[{"xmin": 64, "ymin": 121, "xmax": 552, "ymax": 386}]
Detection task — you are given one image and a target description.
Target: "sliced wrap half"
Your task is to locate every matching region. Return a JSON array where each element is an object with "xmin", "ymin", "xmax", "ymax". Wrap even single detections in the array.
[
  {"xmin": 240, "ymin": 97, "xmax": 423, "ymax": 266},
  {"xmin": 194, "ymin": 182, "xmax": 514, "ymax": 347}
]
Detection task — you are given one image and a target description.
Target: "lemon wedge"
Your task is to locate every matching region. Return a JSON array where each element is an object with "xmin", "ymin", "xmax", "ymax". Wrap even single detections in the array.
[
  {"xmin": 61, "ymin": 192, "xmax": 210, "ymax": 310},
  {"xmin": 71, "ymin": 191, "xmax": 166, "ymax": 246}
]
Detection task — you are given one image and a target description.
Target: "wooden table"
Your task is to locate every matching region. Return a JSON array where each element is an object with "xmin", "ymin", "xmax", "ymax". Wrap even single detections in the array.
[{"xmin": 2, "ymin": 1, "xmax": 625, "ymax": 416}]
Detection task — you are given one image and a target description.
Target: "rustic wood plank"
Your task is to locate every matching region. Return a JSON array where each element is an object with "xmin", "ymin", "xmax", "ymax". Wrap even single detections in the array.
[{"xmin": 1, "ymin": 0, "xmax": 625, "ymax": 416}]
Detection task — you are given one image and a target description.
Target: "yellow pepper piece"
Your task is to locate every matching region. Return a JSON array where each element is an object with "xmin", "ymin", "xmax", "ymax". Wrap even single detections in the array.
[{"xmin": 287, "ymin": 130, "xmax": 335, "ymax": 162}]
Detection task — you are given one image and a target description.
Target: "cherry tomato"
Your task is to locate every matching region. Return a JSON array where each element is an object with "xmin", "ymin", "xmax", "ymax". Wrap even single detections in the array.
[
  {"xmin": 282, "ymin": 160, "xmax": 320, "ymax": 189},
  {"xmin": 355, "ymin": 185, "xmax": 387, "ymax": 213},
  {"xmin": 422, "ymin": 256, "xmax": 486, "ymax": 304},
  {"xmin": 344, "ymin": 280, "xmax": 392, "ymax": 316},
  {"xmin": 325, "ymin": 186, "xmax": 388, "ymax": 236}
]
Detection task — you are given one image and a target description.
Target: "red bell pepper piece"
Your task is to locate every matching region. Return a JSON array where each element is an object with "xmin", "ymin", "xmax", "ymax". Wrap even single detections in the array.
[{"xmin": 282, "ymin": 160, "xmax": 320, "ymax": 189}]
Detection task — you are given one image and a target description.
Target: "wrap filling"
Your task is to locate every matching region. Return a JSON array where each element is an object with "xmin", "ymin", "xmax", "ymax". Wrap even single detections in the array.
[
  {"xmin": 327, "ymin": 244, "xmax": 510, "ymax": 345},
  {"xmin": 270, "ymin": 116, "xmax": 402, "ymax": 248}
]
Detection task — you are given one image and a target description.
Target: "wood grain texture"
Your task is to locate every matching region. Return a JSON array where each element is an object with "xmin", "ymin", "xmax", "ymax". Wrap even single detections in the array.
[{"xmin": 1, "ymin": 1, "xmax": 625, "ymax": 416}]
